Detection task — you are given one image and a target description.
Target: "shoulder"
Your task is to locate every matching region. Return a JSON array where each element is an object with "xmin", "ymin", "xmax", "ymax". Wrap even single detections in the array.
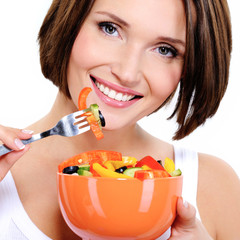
[
  {"xmin": 197, "ymin": 153, "xmax": 240, "ymax": 239},
  {"xmin": 198, "ymin": 153, "xmax": 239, "ymax": 193}
]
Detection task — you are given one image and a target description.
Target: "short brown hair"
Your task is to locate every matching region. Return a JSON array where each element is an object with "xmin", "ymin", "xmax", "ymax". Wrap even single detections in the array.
[
  {"xmin": 38, "ymin": 0, "xmax": 232, "ymax": 140},
  {"xmin": 169, "ymin": 0, "xmax": 232, "ymax": 139},
  {"xmin": 38, "ymin": 0, "xmax": 95, "ymax": 97}
]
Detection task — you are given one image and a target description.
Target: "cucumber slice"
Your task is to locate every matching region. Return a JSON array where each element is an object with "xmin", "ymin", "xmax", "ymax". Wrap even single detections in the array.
[
  {"xmin": 90, "ymin": 104, "xmax": 102, "ymax": 128},
  {"xmin": 89, "ymin": 104, "xmax": 106, "ymax": 128},
  {"xmin": 123, "ymin": 167, "xmax": 142, "ymax": 178},
  {"xmin": 170, "ymin": 169, "xmax": 182, "ymax": 177},
  {"xmin": 90, "ymin": 104, "xmax": 100, "ymax": 121},
  {"xmin": 78, "ymin": 164, "xmax": 90, "ymax": 171},
  {"xmin": 77, "ymin": 169, "xmax": 93, "ymax": 177}
]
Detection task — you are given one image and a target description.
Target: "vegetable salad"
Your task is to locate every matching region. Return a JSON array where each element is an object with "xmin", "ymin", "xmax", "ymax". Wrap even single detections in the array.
[{"xmin": 59, "ymin": 150, "xmax": 182, "ymax": 180}]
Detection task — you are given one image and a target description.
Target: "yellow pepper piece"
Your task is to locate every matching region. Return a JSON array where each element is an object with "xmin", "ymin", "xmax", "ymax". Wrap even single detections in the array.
[
  {"xmin": 103, "ymin": 161, "xmax": 115, "ymax": 171},
  {"xmin": 164, "ymin": 157, "xmax": 175, "ymax": 173},
  {"xmin": 122, "ymin": 156, "xmax": 138, "ymax": 166},
  {"xmin": 109, "ymin": 161, "xmax": 125, "ymax": 169},
  {"xmin": 104, "ymin": 157, "xmax": 138, "ymax": 170},
  {"xmin": 141, "ymin": 165, "xmax": 152, "ymax": 170},
  {"xmin": 92, "ymin": 163, "xmax": 133, "ymax": 178}
]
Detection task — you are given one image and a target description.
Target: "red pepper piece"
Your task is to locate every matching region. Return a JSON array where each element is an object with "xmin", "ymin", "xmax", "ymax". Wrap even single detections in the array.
[
  {"xmin": 78, "ymin": 87, "xmax": 92, "ymax": 110},
  {"xmin": 83, "ymin": 150, "xmax": 122, "ymax": 162},
  {"xmin": 135, "ymin": 156, "xmax": 165, "ymax": 170}
]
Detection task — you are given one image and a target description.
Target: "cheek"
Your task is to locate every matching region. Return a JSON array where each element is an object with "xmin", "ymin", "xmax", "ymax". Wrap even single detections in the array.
[
  {"xmin": 67, "ymin": 29, "xmax": 102, "ymax": 105},
  {"xmin": 149, "ymin": 64, "xmax": 182, "ymax": 101},
  {"xmin": 70, "ymin": 31, "xmax": 99, "ymax": 69}
]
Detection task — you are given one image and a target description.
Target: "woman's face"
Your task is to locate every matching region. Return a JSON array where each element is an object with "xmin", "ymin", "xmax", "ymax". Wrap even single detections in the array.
[{"xmin": 67, "ymin": 0, "xmax": 186, "ymax": 130}]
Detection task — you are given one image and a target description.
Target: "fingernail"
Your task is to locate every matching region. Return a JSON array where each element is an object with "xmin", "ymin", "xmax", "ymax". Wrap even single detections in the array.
[
  {"xmin": 14, "ymin": 138, "xmax": 25, "ymax": 150},
  {"xmin": 183, "ymin": 199, "xmax": 189, "ymax": 208},
  {"xmin": 22, "ymin": 129, "xmax": 34, "ymax": 134}
]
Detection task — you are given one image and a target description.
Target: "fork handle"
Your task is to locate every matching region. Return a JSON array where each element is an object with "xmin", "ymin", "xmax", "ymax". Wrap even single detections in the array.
[{"xmin": 0, "ymin": 129, "xmax": 52, "ymax": 157}]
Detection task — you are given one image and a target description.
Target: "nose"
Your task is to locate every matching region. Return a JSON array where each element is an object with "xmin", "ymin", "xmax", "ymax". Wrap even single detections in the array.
[{"xmin": 111, "ymin": 44, "xmax": 143, "ymax": 87}]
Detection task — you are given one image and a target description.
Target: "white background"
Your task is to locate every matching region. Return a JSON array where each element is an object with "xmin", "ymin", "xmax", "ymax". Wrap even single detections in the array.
[{"xmin": 0, "ymin": 1, "xmax": 239, "ymax": 177}]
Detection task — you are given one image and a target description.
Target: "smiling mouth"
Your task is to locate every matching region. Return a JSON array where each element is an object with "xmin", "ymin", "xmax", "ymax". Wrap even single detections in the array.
[{"xmin": 91, "ymin": 76, "xmax": 143, "ymax": 102}]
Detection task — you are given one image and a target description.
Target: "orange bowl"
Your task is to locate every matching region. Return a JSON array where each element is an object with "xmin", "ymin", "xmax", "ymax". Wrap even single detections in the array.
[{"xmin": 57, "ymin": 173, "xmax": 183, "ymax": 240}]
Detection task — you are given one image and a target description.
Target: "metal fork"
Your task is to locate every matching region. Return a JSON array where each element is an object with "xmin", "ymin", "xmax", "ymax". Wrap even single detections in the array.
[{"xmin": 0, "ymin": 109, "xmax": 91, "ymax": 157}]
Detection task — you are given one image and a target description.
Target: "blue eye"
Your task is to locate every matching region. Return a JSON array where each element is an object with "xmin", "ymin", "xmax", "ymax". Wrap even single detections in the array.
[
  {"xmin": 157, "ymin": 46, "xmax": 177, "ymax": 58},
  {"xmin": 98, "ymin": 22, "xmax": 119, "ymax": 37}
]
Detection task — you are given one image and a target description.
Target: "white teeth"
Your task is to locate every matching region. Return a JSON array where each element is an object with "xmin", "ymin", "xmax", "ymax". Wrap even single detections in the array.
[
  {"xmin": 115, "ymin": 92, "xmax": 123, "ymax": 101},
  {"xmin": 108, "ymin": 89, "xmax": 117, "ymax": 99},
  {"xmin": 103, "ymin": 87, "xmax": 110, "ymax": 95},
  {"xmin": 122, "ymin": 95, "xmax": 127, "ymax": 101},
  {"xmin": 100, "ymin": 84, "xmax": 105, "ymax": 92},
  {"xmin": 95, "ymin": 81, "xmax": 135, "ymax": 101}
]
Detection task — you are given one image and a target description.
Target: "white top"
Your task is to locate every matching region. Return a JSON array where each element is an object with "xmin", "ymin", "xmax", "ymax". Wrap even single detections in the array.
[{"xmin": 0, "ymin": 145, "xmax": 199, "ymax": 240}]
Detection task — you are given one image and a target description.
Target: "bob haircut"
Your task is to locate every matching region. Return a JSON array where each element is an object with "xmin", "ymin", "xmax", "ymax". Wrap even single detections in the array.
[{"xmin": 38, "ymin": 0, "xmax": 232, "ymax": 140}]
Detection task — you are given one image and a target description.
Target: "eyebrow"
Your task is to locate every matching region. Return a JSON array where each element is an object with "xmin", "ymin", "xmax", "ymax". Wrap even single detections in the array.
[
  {"xmin": 157, "ymin": 36, "xmax": 186, "ymax": 48},
  {"xmin": 95, "ymin": 11, "xmax": 185, "ymax": 48},
  {"xmin": 95, "ymin": 11, "xmax": 129, "ymax": 27}
]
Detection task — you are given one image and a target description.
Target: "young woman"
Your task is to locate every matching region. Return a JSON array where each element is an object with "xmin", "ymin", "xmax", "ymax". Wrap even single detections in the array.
[{"xmin": 0, "ymin": 0, "xmax": 239, "ymax": 239}]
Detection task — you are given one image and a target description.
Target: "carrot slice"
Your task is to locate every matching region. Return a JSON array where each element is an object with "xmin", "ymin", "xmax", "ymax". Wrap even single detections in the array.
[
  {"xmin": 86, "ymin": 113, "xmax": 104, "ymax": 140},
  {"xmin": 78, "ymin": 87, "xmax": 92, "ymax": 110}
]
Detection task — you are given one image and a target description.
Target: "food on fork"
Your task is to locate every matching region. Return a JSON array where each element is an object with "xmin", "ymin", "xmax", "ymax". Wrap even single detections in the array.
[
  {"xmin": 58, "ymin": 150, "xmax": 182, "ymax": 179},
  {"xmin": 79, "ymin": 87, "xmax": 105, "ymax": 140}
]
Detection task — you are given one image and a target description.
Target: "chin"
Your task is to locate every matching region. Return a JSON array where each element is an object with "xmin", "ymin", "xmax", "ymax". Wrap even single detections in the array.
[{"xmin": 101, "ymin": 113, "xmax": 134, "ymax": 131}]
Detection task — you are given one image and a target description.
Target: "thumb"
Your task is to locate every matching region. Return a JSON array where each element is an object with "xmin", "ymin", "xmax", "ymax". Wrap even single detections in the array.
[{"xmin": 173, "ymin": 197, "xmax": 196, "ymax": 230}]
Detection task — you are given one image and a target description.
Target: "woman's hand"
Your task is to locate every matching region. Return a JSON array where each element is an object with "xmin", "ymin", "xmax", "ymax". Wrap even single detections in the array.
[
  {"xmin": 0, "ymin": 124, "xmax": 33, "ymax": 181},
  {"xmin": 169, "ymin": 197, "xmax": 214, "ymax": 240}
]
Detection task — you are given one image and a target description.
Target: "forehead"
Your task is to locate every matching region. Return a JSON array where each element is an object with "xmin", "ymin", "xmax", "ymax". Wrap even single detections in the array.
[{"xmin": 90, "ymin": 0, "xmax": 187, "ymax": 41}]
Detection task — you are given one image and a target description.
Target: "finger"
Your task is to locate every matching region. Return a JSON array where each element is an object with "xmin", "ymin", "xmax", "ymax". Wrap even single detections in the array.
[
  {"xmin": 173, "ymin": 197, "xmax": 196, "ymax": 229},
  {"xmin": 16, "ymin": 129, "xmax": 34, "ymax": 139},
  {"xmin": 0, "ymin": 144, "xmax": 30, "ymax": 181},
  {"xmin": 0, "ymin": 125, "xmax": 33, "ymax": 151}
]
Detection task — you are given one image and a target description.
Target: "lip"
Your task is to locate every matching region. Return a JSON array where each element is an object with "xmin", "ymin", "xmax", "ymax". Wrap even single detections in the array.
[
  {"xmin": 91, "ymin": 75, "xmax": 143, "ymax": 96},
  {"xmin": 90, "ymin": 75, "xmax": 143, "ymax": 108}
]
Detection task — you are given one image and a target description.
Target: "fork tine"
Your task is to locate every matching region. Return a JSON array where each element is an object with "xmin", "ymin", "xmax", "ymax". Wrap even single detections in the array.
[
  {"xmin": 73, "ymin": 115, "xmax": 87, "ymax": 122},
  {"xmin": 72, "ymin": 109, "xmax": 90, "ymax": 118},
  {"xmin": 74, "ymin": 120, "xmax": 90, "ymax": 128},
  {"xmin": 77, "ymin": 125, "xmax": 91, "ymax": 134}
]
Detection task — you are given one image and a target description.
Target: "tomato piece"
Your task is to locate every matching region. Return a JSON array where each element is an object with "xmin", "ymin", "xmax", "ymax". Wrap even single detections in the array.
[
  {"xmin": 135, "ymin": 156, "xmax": 165, "ymax": 170},
  {"xmin": 134, "ymin": 170, "xmax": 154, "ymax": 180},
  {"xmin": 78, "ymin": 87, "xmax": 92, "ymax": 110},
  {"xmin": 152, "ymin": 169, "xmax": 171, "ymax": 178},
  {"xmin": 134, "ymin": 170, "xmax": 171, "ymax": 180}
]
